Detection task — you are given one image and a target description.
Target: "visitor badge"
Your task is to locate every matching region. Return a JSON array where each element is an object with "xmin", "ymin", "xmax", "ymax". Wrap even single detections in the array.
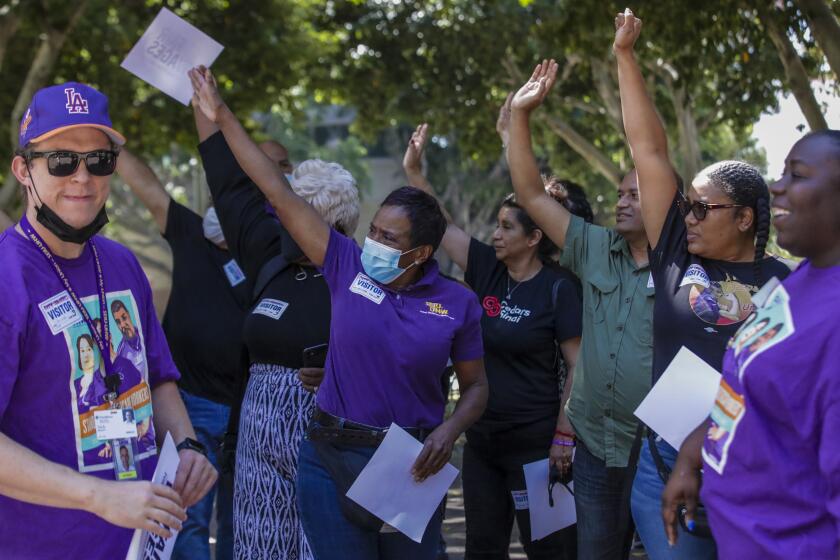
[{"xmin": 94, "ymin": 409, "xmax": 139, "ymax": 441}]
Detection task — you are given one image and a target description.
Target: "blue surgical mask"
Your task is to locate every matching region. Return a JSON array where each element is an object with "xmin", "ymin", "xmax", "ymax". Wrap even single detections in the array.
[
  {"xmin": 285, "ymin": 173, "xmax": 295, "ymax": 187},
  {"xmin": 360, "ymin": 236, "xmax": 419, "ymax": 284}
]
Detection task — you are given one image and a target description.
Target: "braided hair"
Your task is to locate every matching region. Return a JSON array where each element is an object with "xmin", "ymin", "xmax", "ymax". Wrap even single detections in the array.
[
  {"xmin": 696, "ymin": 161, "xmax": 770, "ymax": 285},
  {"xmin": 501, "ymin": 183, "xmax": 594, "ymax": 264}
]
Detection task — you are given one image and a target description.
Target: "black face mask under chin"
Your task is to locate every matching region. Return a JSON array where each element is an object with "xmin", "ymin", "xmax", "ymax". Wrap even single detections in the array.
[
  {"xmin": 26, "ymin": 172, "xmax": 109, "ymax": 244},
  {"xmin": 35, "ymin": 201, "xmax": 109, "ymax": 244}
]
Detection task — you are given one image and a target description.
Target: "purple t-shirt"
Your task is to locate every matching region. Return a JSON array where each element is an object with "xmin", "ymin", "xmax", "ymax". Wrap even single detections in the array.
[
  {"xmin": 316, "ymin": 229, "xmax": 484, "ymax": 428},
  {"xmin": 0, "ymin": 227, "xmax": 180, "ymax": 559},
  {"xmin": 701, "ymin": 261, "xmax": 840, "ymax": 558}
]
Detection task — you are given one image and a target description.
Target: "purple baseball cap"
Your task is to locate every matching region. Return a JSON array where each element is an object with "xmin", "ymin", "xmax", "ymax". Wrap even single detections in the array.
[{"xmin": 18, "ymin": 82, "xmax": 126, "ymax": 148}]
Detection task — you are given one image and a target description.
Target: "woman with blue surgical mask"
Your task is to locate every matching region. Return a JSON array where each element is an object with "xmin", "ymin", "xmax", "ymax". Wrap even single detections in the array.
[{"xmin": 191, "ymin": 66, "xmax": 488, "ymax": 560}]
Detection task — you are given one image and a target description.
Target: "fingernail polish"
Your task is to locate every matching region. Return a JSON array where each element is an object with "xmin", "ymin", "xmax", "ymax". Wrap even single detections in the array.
[{"xmin": 686, "ymin": 519, "xmax": 696, "ymax": 532}]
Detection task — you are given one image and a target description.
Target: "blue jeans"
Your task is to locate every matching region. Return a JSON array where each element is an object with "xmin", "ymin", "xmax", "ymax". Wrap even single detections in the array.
[
  {"xmin": 572, "ymin": 439, "xmax": 634, "ymax": 560},
  {"xmin": 172, "ymin": 390, "xmax": 234, "ymax": 560},
  {"xmin": 631, "ymin": 438, "xmax": 717, "ymax": 560},
  {"xmin": 297, "ymin": 437, "xmax": 443, "ymax": 560}
]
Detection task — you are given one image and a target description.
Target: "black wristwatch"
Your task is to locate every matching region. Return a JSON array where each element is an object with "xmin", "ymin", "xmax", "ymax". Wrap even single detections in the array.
[{"xmin": 176, "ymin": 437, "xmax": 208, "ymax": 457}]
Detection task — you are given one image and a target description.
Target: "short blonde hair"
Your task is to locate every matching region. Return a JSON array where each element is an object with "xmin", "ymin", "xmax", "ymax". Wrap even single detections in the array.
[{"xmin": 291, "ymin": 159, "xmax": 360, "ymax": 236}]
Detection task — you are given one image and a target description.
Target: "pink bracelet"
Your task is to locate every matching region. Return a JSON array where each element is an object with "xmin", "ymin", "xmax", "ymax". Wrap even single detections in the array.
[{"xmin": 552, "ymin": 439, "xmax": 576, "ymax": 447}]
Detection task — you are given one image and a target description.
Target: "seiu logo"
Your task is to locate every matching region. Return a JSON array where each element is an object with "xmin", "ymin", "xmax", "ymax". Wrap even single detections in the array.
[{"xmin": 64, "ymin": 88, "xmax": 89, "ymax": 114}]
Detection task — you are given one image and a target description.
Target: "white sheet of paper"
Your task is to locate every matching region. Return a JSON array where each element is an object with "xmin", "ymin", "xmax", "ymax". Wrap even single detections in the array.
[
  {"xmin": 345, "ymin": 424, "xmax": 458, "ymax": 543},
  {"xmin": 522, "ymin": 459, "xmax": 576, "ymax": 541},
  {"xmin": 121, "ymin": 8, "xmax": 224, "ymax": 105},
  {"xmin": 634, "ymin": 346, "xmax": 722, "ymax": 450},
  {"xmin": 125, "ymin": 432, "xmax": 181, "ymax": 560}
]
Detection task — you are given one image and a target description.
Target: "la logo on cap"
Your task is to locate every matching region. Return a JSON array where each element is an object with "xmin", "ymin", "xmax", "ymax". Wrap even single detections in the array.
[{"xmin": 64, "ymin": 87, "xmax": 89, "ymax": 115}]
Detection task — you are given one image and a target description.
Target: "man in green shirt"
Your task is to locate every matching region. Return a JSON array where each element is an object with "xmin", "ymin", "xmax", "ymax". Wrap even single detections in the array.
[{"xmin": 505, "ymin": 60, "xmax": 653, "ymax": 559}]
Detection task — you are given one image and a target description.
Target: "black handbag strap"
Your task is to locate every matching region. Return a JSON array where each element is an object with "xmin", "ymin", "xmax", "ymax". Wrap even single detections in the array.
[{"xmin": 647, "ymin": 428, "xmax": 673, "ymax": 484}]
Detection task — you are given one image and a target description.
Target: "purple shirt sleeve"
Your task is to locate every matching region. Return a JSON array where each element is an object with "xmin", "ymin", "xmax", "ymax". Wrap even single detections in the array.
[
  {"xmin": 320, "ymin": 228, "xmax": 359, "ymax": 293},
  {"xmin": 819, "ymin": 390, "xmax": 840, "ymax": 537},
  {"xmin": 0, "ymin": 315, "xmax": 22, "ymax": 422},
  {"xmin": 451, "ymin": 294, "xmax": 484, "ymax": 362},
  {"xmin": 130, "ymin": 255, "xmax": 180, "ymax": 388}
]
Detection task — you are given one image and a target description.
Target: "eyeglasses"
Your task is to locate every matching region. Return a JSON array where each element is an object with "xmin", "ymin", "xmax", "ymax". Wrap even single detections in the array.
[
  {"xmin": 677, "ymin": 195, "xmax": 743, "ymax": 221},
  {"xmin": 26, "ymin": 150, "xmax": 118, "ymax": 177}
]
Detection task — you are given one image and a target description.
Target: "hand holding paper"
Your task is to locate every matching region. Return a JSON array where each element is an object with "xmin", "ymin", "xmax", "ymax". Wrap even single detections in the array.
[
  {"xmin": 188, "ymin": 66, "xmax": 226, "ymax": 123},
  {"xmin": 346, "ymin": 424, "xmax": 458, "ymax": 543}
]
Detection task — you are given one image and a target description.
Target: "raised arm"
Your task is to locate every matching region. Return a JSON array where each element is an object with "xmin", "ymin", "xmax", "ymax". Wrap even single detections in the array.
[
  {"xmin": 189, "ymin": 66, "xmax": 330, "ymax": 267},
  {"xmin": 116, "ymin": 149, "xmax": 171, "ymax": 233},
  {"xmin": 507, "ymin": 60, "xmax": 575, "ymax": 249},
  {"xmin": 402, "ymin": 123, "xmax": 471, "ymax": 271},
  {"xmin": 614, "ymin": 8, "xmax": 679, "ymax": 248}
]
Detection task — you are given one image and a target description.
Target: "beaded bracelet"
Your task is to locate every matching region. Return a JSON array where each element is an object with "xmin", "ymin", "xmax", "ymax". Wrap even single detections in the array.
[{"xmin": 552, "ymin": 439, "xmax": 576, "ymax": 447}]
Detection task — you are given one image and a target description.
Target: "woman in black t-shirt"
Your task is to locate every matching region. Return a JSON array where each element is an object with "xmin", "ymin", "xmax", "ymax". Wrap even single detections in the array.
[
  {"xmin": 614, "ymin": 11, "xmax": 791, "ymax": 559},
  {"xmin": 403, "ymin": 124, "xmax": 590, "ymax": 559},
  {"xmin": 194, "ymin": 107, "xmax": 360, "ymax": 560}
]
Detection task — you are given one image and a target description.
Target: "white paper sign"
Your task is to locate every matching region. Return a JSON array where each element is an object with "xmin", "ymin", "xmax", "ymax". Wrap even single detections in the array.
[
  {"xmin": 522, "ymin": 459, "xmax": 576, "ymax": 541},
  {"xmin": 345, "ymin": 424, "xmax": 458, "ymax": 543},
  {"xmin": 634, "ymin": 346, "xmax": 722, "ymax": 450},
  {"xmin": 121, "ymin": 8, "xmax": 224, "ymax": 105},
  {"xmin": 125, "ymin": 433, "xmax": 181, "ymax": 560}
]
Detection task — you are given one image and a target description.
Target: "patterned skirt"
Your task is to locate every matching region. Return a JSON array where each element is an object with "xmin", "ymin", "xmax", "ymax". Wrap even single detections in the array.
[{"xmin": 234, "ymin": 363, "xmax": 316, "ymax": 560}]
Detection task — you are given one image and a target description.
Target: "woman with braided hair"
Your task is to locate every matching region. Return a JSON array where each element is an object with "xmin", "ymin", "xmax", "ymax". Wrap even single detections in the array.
[{"xmin": 614, "ymin": 10, "xmax": 791, "ymax": 559}]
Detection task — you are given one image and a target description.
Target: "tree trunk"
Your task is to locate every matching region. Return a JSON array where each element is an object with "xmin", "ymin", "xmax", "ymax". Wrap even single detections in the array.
[
  {"xmin": 544, "ymin": 115, "xmax": 624, "ymax": 185},
  {"xmin": 0, "ymin": 9, "xmax": 21, "ymax": 73},
  {"xmin": 763, "ymin": 10, "xmax": 829, "ymax": 131},
  {"xmin": 590, "ymin": 56, "xmax": 625, "ymax": 137},
  {"xmin": 668, "ymin": 81, "xmax": 703, "ymax": 181},
  {"xmin": 0, "ymin": 1, "xmax": 88, "ymax": 208},
  {"xmin": 795, "ymin": 0, "xmax": 840, "ymax": 80}
]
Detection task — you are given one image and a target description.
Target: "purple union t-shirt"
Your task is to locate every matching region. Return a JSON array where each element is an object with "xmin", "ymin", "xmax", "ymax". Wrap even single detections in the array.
[
  {"xmin": 701, "ymin": 261, "xmax": 840, "ymax": 558},
  {"xmin": 316, "ymin": 229, "xmax": 484, "ymax": 429},
  {"xmin": 0, "ymin": 226, "xmax": 180, "ymax": 559}
]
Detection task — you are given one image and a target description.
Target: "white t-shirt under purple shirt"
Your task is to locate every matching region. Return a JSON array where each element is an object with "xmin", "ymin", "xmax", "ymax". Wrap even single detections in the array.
[{"xmin": 0, "ymin": 226, "xmax": 180, "ymax": 559}]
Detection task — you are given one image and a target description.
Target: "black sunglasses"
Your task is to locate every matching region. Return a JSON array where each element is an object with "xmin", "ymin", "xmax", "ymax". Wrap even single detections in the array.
[
  {"xmin": 677, "ymin": 195, "xmax": 743, "ymax": 221},
  {"xmin": 25, "ymin": 149, "xmax": 118, "ymax": 177}
]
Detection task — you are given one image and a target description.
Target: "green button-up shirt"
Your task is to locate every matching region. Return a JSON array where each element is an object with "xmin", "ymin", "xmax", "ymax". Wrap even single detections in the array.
[{"xmin": 560, "ymin": 216, "xmax": 654, "ymax": 467}]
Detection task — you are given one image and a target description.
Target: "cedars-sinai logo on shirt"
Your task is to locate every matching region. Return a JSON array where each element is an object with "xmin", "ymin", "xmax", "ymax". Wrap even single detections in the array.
[{"xmin": 482, "ymin": 296, "xmax": 502, "ymax": 317}]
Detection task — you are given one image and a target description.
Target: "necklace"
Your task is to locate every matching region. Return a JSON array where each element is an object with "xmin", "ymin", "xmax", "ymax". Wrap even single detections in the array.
[
  {"xmin": 505, "ymin": 275, "xmax": 522, "ymax": 300},
  {"xmin": 295, "ymin": 265, "xmax": 323, "ymax": 281}
]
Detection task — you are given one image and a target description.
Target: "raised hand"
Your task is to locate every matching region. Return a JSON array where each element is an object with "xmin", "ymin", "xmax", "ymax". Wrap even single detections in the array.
[
  {"xmin": 510, "ymin": 59, "xmax": 559, "ymax": 114},
  {"xmin": 403, "ymin": 123, "xmax": 429, "ymax": 174},
  {"xmin": 613, "ymin": 7, "xmax": 642, "ymax": 53},
  {"xmin": 496, "ymin": 92, "xmax": 513, "ymax": 146},
  {"xmin": 188, "ymin": 66, "xmax": 225, "ymax": 123}
]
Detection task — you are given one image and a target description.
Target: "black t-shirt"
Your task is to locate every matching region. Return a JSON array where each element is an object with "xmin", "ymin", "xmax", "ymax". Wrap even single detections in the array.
[
  {"xmin": 464, "ymin": 238, "xmax": 582, "ymax": 432},
  {"xmin": 161, "ymin": 201, "xmax": 253, "ymax": 405},
  {"xmin": 650, "ymin": 194, "xmax": 792, "ymax": 381},
  {"xmin": 198, "ymin": 131, "xmax": 331, "ymax": 367}
]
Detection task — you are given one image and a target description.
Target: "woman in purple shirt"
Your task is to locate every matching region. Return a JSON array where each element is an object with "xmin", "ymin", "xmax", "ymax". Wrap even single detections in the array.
[
  {"xmin": 663, "ymin": 130, "xmax": 840, "ymax": 558},
  {"xmin": 190, "ymin": 67, "xmax": 488, "ymax": 560}
]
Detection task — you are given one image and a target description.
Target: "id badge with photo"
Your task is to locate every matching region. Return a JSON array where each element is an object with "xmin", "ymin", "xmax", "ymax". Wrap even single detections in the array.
[{"xmin": 94, "ymin": 407, "xmax": 142, "ymax": 481}]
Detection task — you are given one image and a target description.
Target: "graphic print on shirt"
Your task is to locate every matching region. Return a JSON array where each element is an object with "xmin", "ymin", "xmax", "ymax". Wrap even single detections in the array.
[
  {"xmin": 681, "ymin": 264, "xmax": 755, "ymax": 326},
  {"xmin": 702, "ymin": 284, "xmax": 794, "ymax": 474},
  {"xmin": 481, "ymin": 295, "xmax": 531, "ymax": 324},
  {"xmin": 63, "ymin": 290, "xmax": 156, "ymax": 473}
]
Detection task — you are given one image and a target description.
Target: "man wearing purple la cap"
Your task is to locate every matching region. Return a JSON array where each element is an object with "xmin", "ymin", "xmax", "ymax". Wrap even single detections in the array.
[{"xmin": 0, "ymin": 82, "xmax": 217, "ymax": 559}]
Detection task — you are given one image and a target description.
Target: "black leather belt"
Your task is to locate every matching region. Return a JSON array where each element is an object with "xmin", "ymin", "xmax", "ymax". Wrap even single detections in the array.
[{"xmin": 308, "ymin": 407, "xmax": 433, "ymax": 446}]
